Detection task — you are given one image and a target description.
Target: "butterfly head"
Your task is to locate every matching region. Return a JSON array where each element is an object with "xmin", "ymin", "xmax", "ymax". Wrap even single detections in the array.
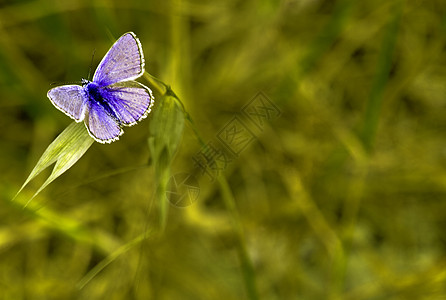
[{"xmin": 81, "ymin": 78, "xmax": 91, "ymax": 87}]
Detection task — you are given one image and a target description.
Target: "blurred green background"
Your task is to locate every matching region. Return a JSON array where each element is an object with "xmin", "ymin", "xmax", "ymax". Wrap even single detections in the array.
[{"xmin": 1, "ymin": 0, "xmax": 446, "ymax": 299}]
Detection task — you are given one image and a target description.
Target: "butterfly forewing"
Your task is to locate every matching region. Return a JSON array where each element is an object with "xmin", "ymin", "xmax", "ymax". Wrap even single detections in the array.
[
  {"xmin": 47, "ymin": 85, "xmax": 88, "ymax": 121},
  {"xmin": 93, "ymin": 32, "xmax": 145, "ymax": 86}
]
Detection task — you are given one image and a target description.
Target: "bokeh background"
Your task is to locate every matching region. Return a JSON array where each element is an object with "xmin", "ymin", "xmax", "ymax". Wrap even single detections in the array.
[{"xmin": 1, "ymin": 0, "xmax": 446, "ymax": 299}]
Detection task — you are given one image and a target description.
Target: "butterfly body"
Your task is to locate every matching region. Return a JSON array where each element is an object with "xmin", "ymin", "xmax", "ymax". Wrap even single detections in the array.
[
  {"xmin": 83, "ymin": 81, "xmax": 118, "ymax": 122},
  {"xmin": 47, "ymin": 32, "xmax": 154, "ymax": 143}
]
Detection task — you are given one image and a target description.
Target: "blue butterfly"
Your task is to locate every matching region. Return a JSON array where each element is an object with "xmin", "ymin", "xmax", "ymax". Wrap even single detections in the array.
[{"xmin": 47, "ymin": 32, "xmax": 154, "ymax": 143}]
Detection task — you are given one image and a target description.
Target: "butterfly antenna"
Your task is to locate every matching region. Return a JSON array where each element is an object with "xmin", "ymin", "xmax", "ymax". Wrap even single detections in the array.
[
  {"xmin": 50, "ymin": 80, "xmax": 82, "ymax": 86},
  {"xmin": 87, "ymin": 49, "xmax": 96, "ymax": 80}
]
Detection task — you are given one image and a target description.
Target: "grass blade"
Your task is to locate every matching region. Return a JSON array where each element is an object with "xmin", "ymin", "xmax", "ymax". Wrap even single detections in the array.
[
  {"xmin": 361, "ymin": 2, "xmax": 402, "ymax": 150},
  {"xmin": 15, "ymin": 121, "xmax": 94, "ymax": 205},
  {"xmin": 77, "ymin": 231, "xmax": 152, "ymax": 290}
]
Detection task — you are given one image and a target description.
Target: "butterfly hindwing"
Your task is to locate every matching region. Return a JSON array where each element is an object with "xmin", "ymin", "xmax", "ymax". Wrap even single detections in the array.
[
  {"xmin": 101, "ymin": 81, "xmax": 154, "ymax": 126},
  {"xmin": 93, "ymin": 32, "xmax": 145, "ymax": 86},
  {"xmin": 84, "ymin": 100, "xmax": 123, "ymax": 143}
]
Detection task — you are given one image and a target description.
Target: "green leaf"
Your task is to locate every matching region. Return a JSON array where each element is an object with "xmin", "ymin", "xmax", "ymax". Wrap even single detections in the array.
[{"xmin": 15, "ymin": 121, "xmax": 94, "ymax": 205}]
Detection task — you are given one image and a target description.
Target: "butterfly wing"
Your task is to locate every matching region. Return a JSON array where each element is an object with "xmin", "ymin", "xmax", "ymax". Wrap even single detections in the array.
[
  {"xmin": 100, "ymin": 81, "xmax": 154, "ymax": 126},
  {"xmin": 93, "ymin": 32, "xmax": 145, "ymax": 86},
  {"xmin": 47, "ymin": 85, "xmax": 87, "ymax": 121},
  {"xmin": 84, "ymin": 100, "xmax": 123, "ymax": 143}
]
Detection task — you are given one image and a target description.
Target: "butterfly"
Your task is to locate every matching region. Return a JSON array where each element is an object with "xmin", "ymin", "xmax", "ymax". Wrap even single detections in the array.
[{"xmin": 47, "ymin": 32, "xmax": 154, "ymax": 144}]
